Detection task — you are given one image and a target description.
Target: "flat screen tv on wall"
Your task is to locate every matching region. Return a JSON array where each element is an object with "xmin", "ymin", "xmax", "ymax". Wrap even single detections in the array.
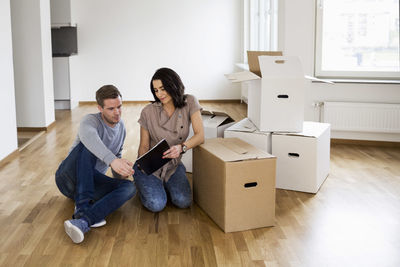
[{"xmin": 51, "ymin": 26, "xmax": 77, "ymax": 57}]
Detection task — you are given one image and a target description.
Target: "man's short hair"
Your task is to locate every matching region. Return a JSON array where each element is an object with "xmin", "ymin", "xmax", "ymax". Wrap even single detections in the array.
[{"xmin": 96, "ymin": 85, "xmax": 122, "ymax": 107}]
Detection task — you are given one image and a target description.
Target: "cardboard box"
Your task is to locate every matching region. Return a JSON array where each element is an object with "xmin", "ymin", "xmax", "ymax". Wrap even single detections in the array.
[
  {"xmin": 227, "ymin": 52, "xmax": 332, "ymax": 132},
  {"xmin": 193, "ymin": 138, "xmax": 276, "ymax": 232},
  {"xmin": 200, "ymin": 110, "xmax": 235, "ymax": 137},
  {"xmin": 272, "ymin": 121, "xmax": 331, "ymax": 193},
  {"xmin": 181, "ymin": 110, "xmax": 235, "ymax": 172},
  {"xmin": 226, "ymin": 55, "xmax": 305, "ymax": 132},
  {"xmin": 224, "ymin": 117, "xmax": 272, "ymax": 154}
]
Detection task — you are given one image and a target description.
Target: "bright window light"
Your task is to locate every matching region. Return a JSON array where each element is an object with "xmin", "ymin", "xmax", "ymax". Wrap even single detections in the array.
[{"xmin": 315, "ymin": 0, "xmax": 400, "ymax": 79}]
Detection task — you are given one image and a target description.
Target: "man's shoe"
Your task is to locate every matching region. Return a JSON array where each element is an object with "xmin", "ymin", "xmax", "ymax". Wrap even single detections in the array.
[
  {"xmin": 64, "ymin": 218, "xmax": 90, "ymax": 244},
  {"xmin": 74, "ymin": 205, "xmax": 106, "ymax": 228},
  {"xmin": 91, "ymin": 219, "xmax": 106, "ymax": 228}
]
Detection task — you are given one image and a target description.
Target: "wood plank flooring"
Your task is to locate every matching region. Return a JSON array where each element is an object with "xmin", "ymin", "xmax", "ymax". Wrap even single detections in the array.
[
  {"xmin": 17, "ymin": 131, "xmax": 45, "ymax": 151},
  {"xmin": 0, "ymin": 101, "xmax": 399, "ymax": 267}
]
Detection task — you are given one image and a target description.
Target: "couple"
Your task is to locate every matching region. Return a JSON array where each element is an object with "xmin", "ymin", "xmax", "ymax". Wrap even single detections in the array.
[{"xmin": 55, "ymin": 68, "xmax": 204, "ymax": 244}]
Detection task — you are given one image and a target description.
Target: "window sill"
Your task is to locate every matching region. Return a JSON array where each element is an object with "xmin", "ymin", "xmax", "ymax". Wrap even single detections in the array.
[
  {"xmin": 235, "ymin": 63, "xmax": 400, "ymax": 84},
  {"xmin": 312, "ymin": 78, "xmax": 400, "ymax": 84}
]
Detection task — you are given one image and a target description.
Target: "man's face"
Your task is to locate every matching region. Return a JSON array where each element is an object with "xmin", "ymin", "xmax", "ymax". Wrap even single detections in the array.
[{"xmin": 98, "ymin": 97, "xmax": 122, "ymax": 127}]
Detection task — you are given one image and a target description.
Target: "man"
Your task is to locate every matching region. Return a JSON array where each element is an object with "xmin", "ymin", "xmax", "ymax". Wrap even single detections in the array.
[{"xmin": 55, "ymin": 85, "xmax": 135, "ymax": 244}]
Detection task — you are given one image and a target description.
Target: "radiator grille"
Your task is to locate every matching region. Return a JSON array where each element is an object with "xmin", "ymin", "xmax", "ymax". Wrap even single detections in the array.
[{"xmin": 323, "ymin": 102, "xmax": 400, "ymax": 133}]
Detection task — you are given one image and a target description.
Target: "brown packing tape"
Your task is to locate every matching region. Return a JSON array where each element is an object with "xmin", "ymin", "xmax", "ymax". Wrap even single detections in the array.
[{"xmin": 222, "ymin": 139, "xmax": 248, "ymax": 155}]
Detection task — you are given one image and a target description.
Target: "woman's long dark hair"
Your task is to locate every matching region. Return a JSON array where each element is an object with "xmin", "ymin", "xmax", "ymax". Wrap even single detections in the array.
[{"xmin": 150, "ymin": 68, "xmax": 187, "ymax": 108}]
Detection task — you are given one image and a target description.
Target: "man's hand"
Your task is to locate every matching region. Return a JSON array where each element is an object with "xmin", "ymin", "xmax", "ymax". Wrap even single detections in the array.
[
  {"xmin": 110, "ymin": 158, "xmax": 134, "ymax": 177},
  {"xmin": 162, "ymin": 144, "xmax": 182, "ymax": 159}
]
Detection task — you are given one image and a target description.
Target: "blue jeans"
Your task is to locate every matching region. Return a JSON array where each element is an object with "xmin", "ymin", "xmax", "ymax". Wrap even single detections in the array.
[
  {"xmin": 133, "ymin": 163, "xmax": 192, "ymax": 212},
  {"xmin": 55, "ymin": 142, "xmax": 136, "ymax": 225}
]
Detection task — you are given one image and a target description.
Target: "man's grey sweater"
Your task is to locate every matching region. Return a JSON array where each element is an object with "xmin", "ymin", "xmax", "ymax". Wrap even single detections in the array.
[{"xmin": 69, "ymin": 113, "xmax": 126, "ymax": 174}]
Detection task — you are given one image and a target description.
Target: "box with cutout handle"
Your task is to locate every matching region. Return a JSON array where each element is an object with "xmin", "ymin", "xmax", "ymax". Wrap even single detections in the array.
[{"xmin": 193, "ymin": 137, "xmax": 276, "ymax": 232}]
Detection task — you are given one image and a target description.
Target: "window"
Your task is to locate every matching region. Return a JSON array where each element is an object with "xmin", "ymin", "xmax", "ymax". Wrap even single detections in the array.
[
  {"xmin": 315, "ymin": 0, "xmax": 400, "ymax": 80},
  {"xmin": 243, "ymin": 0, "xmax": 278, "ymax": 62}
]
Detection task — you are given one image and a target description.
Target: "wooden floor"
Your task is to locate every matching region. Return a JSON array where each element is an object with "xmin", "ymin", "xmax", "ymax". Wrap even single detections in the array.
[
  {"xmin": 0, "ymin": 102, "xmax": 399, "ymax": 267},
  {"xmin": 17, "ymin": 130, "xmax": 45, "ymax": 151}
]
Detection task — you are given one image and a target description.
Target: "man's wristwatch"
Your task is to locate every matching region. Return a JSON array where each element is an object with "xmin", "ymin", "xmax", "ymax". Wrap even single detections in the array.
[{"xmin": 181, "ymin": 143, "xmax": 188, "ymax": 154}]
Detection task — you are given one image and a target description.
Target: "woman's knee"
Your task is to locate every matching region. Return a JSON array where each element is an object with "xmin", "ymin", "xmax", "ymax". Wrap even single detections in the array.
[
  {"xmin": 166, "ymin": 168, "xmax": 192, "ymax": 209},
  {"xmin": 171, "ymin": 193, "xmax": 192, "ymax": 209},
  {"xmin": 142, "ymin": 194, "xmax": 167, "ymax": 212}
]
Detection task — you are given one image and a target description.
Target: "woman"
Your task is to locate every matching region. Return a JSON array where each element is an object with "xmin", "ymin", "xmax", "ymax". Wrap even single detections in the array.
[{"xmin": 134, "ymin": 67, "xmax": 204, "ymax": 212}]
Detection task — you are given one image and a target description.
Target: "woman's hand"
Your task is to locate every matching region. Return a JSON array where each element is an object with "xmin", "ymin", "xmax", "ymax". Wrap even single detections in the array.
[{"xmin": 162, "ymin": 144, "xmax": 182, "ymax": 159}]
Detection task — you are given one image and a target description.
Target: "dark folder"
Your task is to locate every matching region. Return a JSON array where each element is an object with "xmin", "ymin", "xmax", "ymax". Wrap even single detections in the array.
[{"xmin": 136, "ymin": 139, "xmax": 172, "ymax": 175}]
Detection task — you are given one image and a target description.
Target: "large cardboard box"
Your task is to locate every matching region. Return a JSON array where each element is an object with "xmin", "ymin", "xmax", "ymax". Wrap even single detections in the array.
[
  {"xmin": 181, "ymin": 110, "xmax": 235, "ymax": 172},
  {"xmin": 224, "ymin": 117, "xmax": 272, "ymax": 154},
  {"xmin": 272, "ymin": 121, "xmax": 331, "ymax": 193},
  {"xmin": 193, "ymin": 138, "xmax": 276, "ymax": 232}
]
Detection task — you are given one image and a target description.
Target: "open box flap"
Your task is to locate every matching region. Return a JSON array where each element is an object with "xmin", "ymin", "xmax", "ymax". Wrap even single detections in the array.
[
  {"xmin": 247, "ymin": 51, "xmax": 283, "ymax": 77},
  {"xmin": 225, "ymin": 118, "xmax": 258, "ymax": 133},
  {"xmin": 273, "ymin": 121, "xmax": 330, "ymax": 138},
  {"xmin": 224, "ymin": 71, "xmax": 260, "ymax": 83},
  {"xmin": 201, "ymin": 138, "xmax": 275, "ymax": 162},
  {"xmin": 201, "ymin": 110, "xmax": 234, "ymax": 127}
]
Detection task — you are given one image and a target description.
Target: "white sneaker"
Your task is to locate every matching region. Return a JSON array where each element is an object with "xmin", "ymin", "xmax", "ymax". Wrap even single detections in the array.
[
  {"xmin": 74, "ymin": 205, "xmax": 106, "ymax": 228},
  {"xmin": 64, "ymin": 219, "xmax": 89, "ymax": 244},
  {"xmin": 91, "ymin": 219, "xmax": 106, "ymax": 228}
]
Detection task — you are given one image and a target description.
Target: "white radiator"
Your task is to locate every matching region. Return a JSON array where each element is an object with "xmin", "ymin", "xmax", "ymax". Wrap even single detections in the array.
[{"xmin": 323, "ymin": 102, "xmax": 400, "ymax": 133}]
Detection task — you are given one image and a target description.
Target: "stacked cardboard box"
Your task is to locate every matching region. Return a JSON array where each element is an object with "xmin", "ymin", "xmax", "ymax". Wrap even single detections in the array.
[
  {"xmin": 190, "ymin": 52, "xmax": 331, "ymax": 233},
  {"xmin": 226, "ymin": 54, "xmax": 305, "ymax": 132},
  {"xmin": 225, "ymin": 52, "xmax": 331, "ymax": 193},
  {"xmin": 224, "ymin": 119, "xmax": 331, "ymax": 193},
  {"xmin": 272, "ymin": 121, "xmax": 331, "ymax": 193}
]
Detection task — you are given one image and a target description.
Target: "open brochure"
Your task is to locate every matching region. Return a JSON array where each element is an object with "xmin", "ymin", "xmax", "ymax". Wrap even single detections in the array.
[{"xmin": 135, "ymin": 139, "xmax": 172, "ymax": 175}]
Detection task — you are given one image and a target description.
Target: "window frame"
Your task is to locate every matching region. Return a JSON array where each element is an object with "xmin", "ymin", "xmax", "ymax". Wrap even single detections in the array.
[
  {"xmin": 314, "ymin": 0, "xmax": 400, "ymax": 80},
  {"xmin": 243, "ymin": 0, "xmax": 279, "ymax": 63}
]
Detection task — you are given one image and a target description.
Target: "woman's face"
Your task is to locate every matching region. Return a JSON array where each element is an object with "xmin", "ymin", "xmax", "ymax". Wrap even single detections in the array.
[{"xmin": 152, "ymin": 79, "xmax": 172, "ymax": 106}]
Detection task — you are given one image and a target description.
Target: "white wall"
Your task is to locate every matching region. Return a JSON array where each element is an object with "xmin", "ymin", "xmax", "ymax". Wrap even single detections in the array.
[
  {"xmin": 0, "ymin": 0, "xmax": 18, "ymax": 160},
  {"xmin": 69, "ymin": 0, "xmax": 242, "ymax": 101},
  {"xmin": 40, "ymin": 0, "xmax": 56, "ymax": 125},
  {"xmin": 279, "ymin": 0, "xmax": 400, "ymax": 141},
  {"xmin": 50, "ymin": 0, "xmax": 71, "ymax": 25},
  {"xmin": 53, "ymin": 58, "xmax": 71, "ymax": 100},
  {"xmin": 11, "ymin": 0, "xmax": 55, "ymax": 128}
]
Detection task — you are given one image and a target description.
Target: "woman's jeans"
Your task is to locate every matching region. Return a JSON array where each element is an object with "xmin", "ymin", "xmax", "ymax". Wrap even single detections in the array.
[
  {"xmin": 55, "ymin": 142, "xmax": 136, "ymax": 225},
  {"xmin": 133, "ymin": 163, "xmax": 192, "ymax": 212}
]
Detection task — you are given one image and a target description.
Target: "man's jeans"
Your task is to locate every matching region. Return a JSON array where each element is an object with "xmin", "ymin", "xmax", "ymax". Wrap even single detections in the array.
[
  {"xmin": 55, "ymin": 142, "xmax": 136, "ymax": 225},
  {"xmin": 133, "ymin": 163, "xmax": 192, "ymax": 212}
]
